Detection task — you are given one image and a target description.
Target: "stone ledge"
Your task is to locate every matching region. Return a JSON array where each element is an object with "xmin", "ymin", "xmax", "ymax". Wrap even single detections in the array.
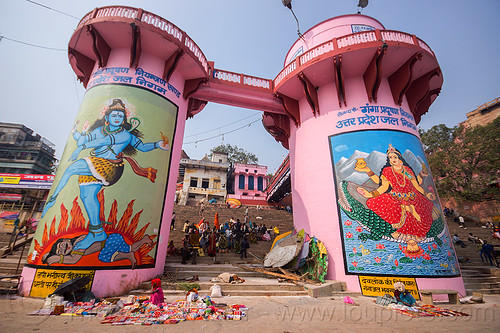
[{"xmin": 303, "ymin": 280, "xmax": 346, "ymax": 298}]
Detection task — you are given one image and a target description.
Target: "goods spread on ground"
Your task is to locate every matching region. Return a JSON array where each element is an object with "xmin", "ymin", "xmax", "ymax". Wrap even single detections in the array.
[
  {"xmin": 384, "ymin": 303, "xmax": 469, "ymax": 318},
  {"xmin": 27, "ymin": 295, "xmax": 247, "ymax": 325}
]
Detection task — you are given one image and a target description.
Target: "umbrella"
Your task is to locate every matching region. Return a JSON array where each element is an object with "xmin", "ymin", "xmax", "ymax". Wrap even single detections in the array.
[
  {"xmin": 51, "ymin": 277, "xmax": 91, "ymax": 302},
  {"xmin": 226, "ymin": 198, "xmax": 241, "ymax": 208}
]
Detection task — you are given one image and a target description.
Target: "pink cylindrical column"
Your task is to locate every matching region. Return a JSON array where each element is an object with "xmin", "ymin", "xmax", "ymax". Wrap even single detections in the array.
[
  {"xmin": 20, "ymin": 6, "xmax": 209, "ymax": 298},
  {"xmin": 272, "ymin": 15, "xmax": 465, "ymax": 295}
]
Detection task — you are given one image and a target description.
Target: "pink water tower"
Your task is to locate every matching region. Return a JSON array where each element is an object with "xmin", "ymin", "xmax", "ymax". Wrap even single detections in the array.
[
  {"xmin": 20, "ymin": 7, "xmax": 211, "ymax": 298},
  {"xmin": 264, "ymin": 14, "xmax": 464, "ymax": 294}
]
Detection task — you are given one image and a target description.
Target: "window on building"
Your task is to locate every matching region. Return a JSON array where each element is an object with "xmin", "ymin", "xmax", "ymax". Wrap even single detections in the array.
[
  {"xmin": 189, "ymin": 194, "xmax": 196, "ymax": 198},
  {"xmin": 254, "ymin": 170, "xmax": 257, "ymax": 173},
  {"xmin": 190, "ymin": 177, "xmax": 198, "ymax": 187},
  {"xmin": 213, "ymin": 179, "xmax": 221, "ymax": 189},
  {"xmin": 248, "ymin": 176, "xmax": 254, "ymax": 190},
  {"xmin": 239, "ymin": 174, "xmax": 245, "ymax": 189},
  {"xmin": 201, "ymin": 178, "xmax": 209, "ymax": 189},
  {"xmin": 257, "ymin": 176, "xmax": 264, "ymax": 191},
  {"xmin": 245, "ymin": 169, "xmax": 248, "ymax": 172},
  {"xmin": 242, "ymin": 192, "xmax": 248, "ymax": 196},
  {"xmin": 219, "ymin": 159, "xmax": 222, "ymax": 163}
]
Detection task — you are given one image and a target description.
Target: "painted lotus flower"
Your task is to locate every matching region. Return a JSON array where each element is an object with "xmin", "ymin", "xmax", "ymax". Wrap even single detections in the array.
[
  {"xmin": 355, "ymin": 226, "xmax": 363, "ymax": 233},
  {"xmin": 394, "ymin": 259, "xmax": 399, "ymax": 266},
  {"xmin": 423, "ymin": 253, "xmax": 431, "ymax": 261},
  {"xmin": 375, "ymin": 243, "xmax": 385, "ymax": 250},
  {"xmin": 374, "ymin": 257, "xmax": 381, "ymax": 263},
  {"xmin": 432, "ymin": 243, "xmax": 438, "ymax": 249},
  {"xmin": 399, "ymin": 244, "xmax": 403, "ymax": 251},
  {"xmin": 346, "ymin": 232, "xmax": 353, "ymax": 239},
  {"xmin": 353, "ymin": 247, "xmax": 357, "ymax": 253},
  {"xmin": 428, "ymin": 245, "xmax": 432, "ymax": 252},
  {"xmin": 352, "ymin": 261, "xmax": 358, "ymax": 267},
  {"xmin": 344, "ymin": 220, "xmax": 352, "ymax": 226}
]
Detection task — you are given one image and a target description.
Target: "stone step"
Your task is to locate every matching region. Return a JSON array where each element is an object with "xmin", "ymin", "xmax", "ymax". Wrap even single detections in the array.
[
  {"xmin": 166, "ymin": 258, "xmax": 262, "ymax": 266},
  {"xmin": 134, "ymin": 277, "xmax": 309, "ymax": 297},
  {"xmin": 164, "ymin": 263, "xmax": 272, "ymax": 280},
  {"xmin": 165, "ymin": 281, "xmax": 305, "ymax": 292},
  {"xmin": 166, "ymin": 263, "xmax": 263, "ymax": 271},
  {"xmin": 0, "ymin": 267, "xmax": 23, "ymax": 275},
  {"xmin": 168, "ymin": 271, "xmax": 270, "ymax": 279},
  {"xmin": 0, "ymin": 257, "xmax": 27, "ymax": 267},
  {"xmin": 466, "ymin": 288, "xmax": 500, "ymax": 295},
  {"xmin": 461, "ymin": 274, "xmax": 492, "ymax": 280},
  {"xmin": 166, "ymin": 253, "xmax": 264, "ymax": 264},
  {"xmin": 0, "ymin": 275, "xmax": 21, "ymax": 294},
  {"xmin": 464, "ymin": 281, "xmax": 500, "ymax": 290},
  {"xmin": 462, "ymin": 275, "xmax": 500, "ymax": 282},
  {"xmin": 0, "ymin": 256, "xmax": 26, "ymax": 276},
  {"xmin": 461, "ymin": 266, "xmax": 496, "ymax": 274},
  {"xmin": 159, "ymin": 289, "xmax": 309, "ymax": 297}
]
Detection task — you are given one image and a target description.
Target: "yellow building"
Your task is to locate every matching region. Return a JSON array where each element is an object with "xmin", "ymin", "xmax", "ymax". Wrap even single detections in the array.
[
  {"xmin": 461, "ymin": 97, "xmax": 500, "ymax": 128},
  {"xmin": 177, "ymin": 151, "xmax": 230, "ymax": 205}
]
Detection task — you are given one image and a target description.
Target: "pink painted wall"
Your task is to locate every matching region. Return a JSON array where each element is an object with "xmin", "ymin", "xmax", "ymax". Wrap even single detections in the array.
[{"xmin": 231, "ymin": 163, "xmax": 268, "ymax": 197}]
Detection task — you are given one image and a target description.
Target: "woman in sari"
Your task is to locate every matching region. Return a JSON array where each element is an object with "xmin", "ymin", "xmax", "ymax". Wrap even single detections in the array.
[{"xmin": 356, "ymin": 144, "xmax": 435, "ymax": 242}]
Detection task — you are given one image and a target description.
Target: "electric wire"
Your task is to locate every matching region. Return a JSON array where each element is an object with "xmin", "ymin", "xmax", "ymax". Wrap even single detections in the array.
[
  {"xmin": 183, "ymin": 118, "xmax": 261, "ymax": 145},
  {"xmin": 26, "ymin": 0, "xmax": 79, "ymax": 20},
  {"xmin": 184, "ymin": 113, "xmax": 260, "ymax": 138},
  {"xmin": 0, "ymin": 35, "xmax": 66, "ymax": 51}
]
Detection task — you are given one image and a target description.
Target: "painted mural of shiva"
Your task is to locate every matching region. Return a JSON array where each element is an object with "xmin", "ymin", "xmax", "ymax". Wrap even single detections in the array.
[
  {"xmin": 355, "ymin": 144, "xmax": 435, "ymax": 243},
  {"xmin": 41, "ymin": 98, "xmax": 169, "ymax": 254}
]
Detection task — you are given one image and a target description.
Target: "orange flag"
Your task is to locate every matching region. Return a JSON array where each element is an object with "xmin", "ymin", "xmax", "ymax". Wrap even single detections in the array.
[{"xmin": 214, "ymin": 212, "xmax": 220, "ymax": 230}]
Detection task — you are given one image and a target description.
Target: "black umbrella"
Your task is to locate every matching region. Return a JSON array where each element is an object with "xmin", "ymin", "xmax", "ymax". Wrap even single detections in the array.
[{"xmin": 51, "ymin": 277, "xmax": 91, "ymax": 302}]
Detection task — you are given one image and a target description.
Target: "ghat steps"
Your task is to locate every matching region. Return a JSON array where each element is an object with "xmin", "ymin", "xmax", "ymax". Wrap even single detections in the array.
[{"xmin": 1, "ymin": 205, "xmax": 499, "ymax": 296}]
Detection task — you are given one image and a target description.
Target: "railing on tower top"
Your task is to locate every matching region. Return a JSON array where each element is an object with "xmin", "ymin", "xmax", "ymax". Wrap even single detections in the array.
[
  {"xmin": 76, "ymin": 6, "xmax": 209, "ymax": 74},
  {"xmin": 275, "ymin": 29, "xmax": 435, "ymax": 88},
  {"xmin": 75, "ymin": 6, "xmax": 436, "ymax": 102}
]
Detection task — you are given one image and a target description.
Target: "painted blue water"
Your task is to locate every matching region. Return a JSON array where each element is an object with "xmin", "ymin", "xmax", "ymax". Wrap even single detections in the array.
[{"xmin": 339, "ymin": 210, "xmax": 460, "ymax": 277}]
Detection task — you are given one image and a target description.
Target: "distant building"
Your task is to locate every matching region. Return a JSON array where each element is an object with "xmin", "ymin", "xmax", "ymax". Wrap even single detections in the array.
[
  {"xmin": 177, "ymin": 151, "xmax": 230, "ymax": 205},
  {"xmin": 460, "ymin": 97, "xmax": 500, "ymax": 128},
  {"xmin": 0, "ymin": 122, "xmax": 57, "ymax": 175},
  {"xmin": 227, "ymin": 162, "xmax": 269, "ymax": 206}
]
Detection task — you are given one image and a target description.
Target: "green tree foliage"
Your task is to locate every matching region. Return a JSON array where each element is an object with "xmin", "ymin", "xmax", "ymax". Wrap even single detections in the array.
[
  {"xmin": 419, "ymin": 117, "xmax": 500, "ymax": 202},
  {"xmin": 210, "ymin": 144, "xmax": 258, "ymax": 164}
]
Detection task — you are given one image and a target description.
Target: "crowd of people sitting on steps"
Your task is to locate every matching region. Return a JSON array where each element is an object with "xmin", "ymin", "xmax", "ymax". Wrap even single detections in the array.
[
  {"xmin": 445, "ymin": 207, "xmax": 499, "ymax": 267},
  {"xmin": 166, "ymin": 209, "xmax": 281, "ymax": 265},
  {"xmin": 463, "ymin": 232, "xmax": 498, "ymax": 267}
]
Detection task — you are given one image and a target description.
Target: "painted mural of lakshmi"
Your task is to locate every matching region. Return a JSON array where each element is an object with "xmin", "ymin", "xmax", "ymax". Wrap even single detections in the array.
[
  {"xmin": 355, "ymin": 144, "xmax": 435, "ymax": 243},
  {"xmin": 41, "ymin": 98, "xmax": 169, "ymax": 255},
  {"xmin": 337, "ymin": 143, "xmax": 447, "ymax": 258}
]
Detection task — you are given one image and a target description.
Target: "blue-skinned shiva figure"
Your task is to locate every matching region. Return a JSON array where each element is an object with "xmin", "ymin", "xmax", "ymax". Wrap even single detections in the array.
[{"xmin": 41, "ymin": 98, "xmax": 169, "ymax": 253}]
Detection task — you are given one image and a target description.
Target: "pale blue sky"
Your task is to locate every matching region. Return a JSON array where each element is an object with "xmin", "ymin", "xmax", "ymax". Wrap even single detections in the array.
[{"xmin": 1, "ymin": 0, "xmax": 498, "ymax": 174}]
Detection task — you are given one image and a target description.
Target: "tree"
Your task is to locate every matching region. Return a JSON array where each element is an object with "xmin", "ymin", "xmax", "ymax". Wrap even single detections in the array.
[
  {"xmin": 419, "ymin": 117, "xmax": 500, "ymax": 202},
  {"xmin": 210, "ymin": 144, "xmax": 258, "ymax": 164}
]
